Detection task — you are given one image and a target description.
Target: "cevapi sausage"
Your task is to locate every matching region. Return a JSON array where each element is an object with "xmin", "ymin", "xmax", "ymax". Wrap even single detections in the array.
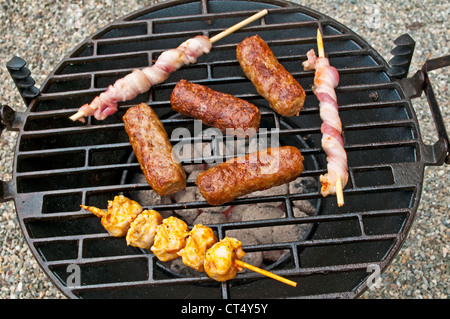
[
  {"xmin": 170, "ymin": 79, "xmax": 261, "ymax": 136},
  {"xmin": 195, "ymin": 146, "xmax": 304, "ymax": 206},
  {"xmin": 123, "ymin": 103, "xmax": 186, "ymax": 196},
  {"xmin": 237, "ymin": 35, "xmax": 306, "ymax": 117}
]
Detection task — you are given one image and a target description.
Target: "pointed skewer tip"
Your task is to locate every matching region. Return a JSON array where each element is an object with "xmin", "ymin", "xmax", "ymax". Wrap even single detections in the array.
[
  {"xmin": 209, "ymin": 9, "xmax": 268, "ymax": 44},
  {"xmin": 317, "ymin": 28, "xmax": 325, "ymax": 58}
]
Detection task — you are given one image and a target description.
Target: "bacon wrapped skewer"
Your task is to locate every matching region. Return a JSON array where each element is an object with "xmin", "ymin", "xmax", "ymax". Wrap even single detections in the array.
[
  {"xmin": 69, "ymin": 10, "xmax": 269, "ymax": 122},
  {"xmin": 302, "ymin": 29, "xmax": 348, "ymax": 206},
  {"xmin": 81, "ymin": 195, "xmax": 142, "ymax": 237}
]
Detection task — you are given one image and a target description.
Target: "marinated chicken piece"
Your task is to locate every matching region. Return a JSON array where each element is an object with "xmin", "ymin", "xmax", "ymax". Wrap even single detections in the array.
[
  {"xmin": 178, "ymin": 224, "xmax": 218, "ymax": 272},
  {"xmin": 81, "ymin": 195, "xmax": 142, "ymax": 237},
  {"xmin": 237, "ymin": 35, "xmax": 305, "ymax": 117},
  {"xmin": 126, "ymin": 210, "xmax": 163, "ymax": 249},
  {"xmin": 204, "ymin": 237, "xmax": 245, "ymax": 282},
  {"xmin": 151, "ymin": 216, "xmax": 189, "ymax": 262}
]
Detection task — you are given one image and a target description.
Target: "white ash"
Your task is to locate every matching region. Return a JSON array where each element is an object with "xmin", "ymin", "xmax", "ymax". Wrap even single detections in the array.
[
  {"xmin": 193, "ymin": 210, "xmax": 227, "ymax": 225},
  {"xmin": 238, "ymin": 205, "xmax": 286, "ymax": 245},
  {"xmin": 253, "ymin": 183, "xmax": 289, "ymax": 197},
  {"xmin": 174, "ymin": 142, "xmax": 213, "ymax": 168},
  {"xmin": 128, "ymin": 173, "xmax": 173, "ymax": 207}
]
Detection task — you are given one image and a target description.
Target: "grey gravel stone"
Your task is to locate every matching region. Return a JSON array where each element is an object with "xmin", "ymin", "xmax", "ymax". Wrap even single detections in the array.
[{"xmin": 0, "ymin": 0, "xmax": 448, "ymax": 299}]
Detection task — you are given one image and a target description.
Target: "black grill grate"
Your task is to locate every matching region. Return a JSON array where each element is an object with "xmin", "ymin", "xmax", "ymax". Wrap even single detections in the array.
[{"xmin": 9, "ymin": 0, "xmax": 426, "ymax": 298}]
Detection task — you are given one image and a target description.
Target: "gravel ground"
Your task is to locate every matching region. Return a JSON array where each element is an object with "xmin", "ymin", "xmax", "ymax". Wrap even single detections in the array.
[{"xmin": 0, "ymin": 0, "xmax": 448, "ymax": 299}]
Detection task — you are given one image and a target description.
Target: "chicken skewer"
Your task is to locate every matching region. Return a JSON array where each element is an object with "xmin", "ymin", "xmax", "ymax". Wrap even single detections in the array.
[
  {"xmin": 69, "ymin": 9, "xmax": 268, "ymax": 122},
  {"xmin": 302, "ymin": 28, "xmax": 347, "ymax": 207},
  {"xmin": 81, "ymin": 195, "xmax": 297, "ymax": 287}
]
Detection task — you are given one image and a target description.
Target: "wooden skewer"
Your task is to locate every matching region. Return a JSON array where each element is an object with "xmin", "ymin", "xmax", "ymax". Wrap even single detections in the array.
[
  {"xmin": 210, "ymin": 9, "xmax": 268, "ymax": 44},
  {"xmin": 317, "ymin": 28, "xmax": 345, "ymax": 207},
  {"xmin": 235, "ymin": 259, "xmax": 297, "ymax": 287},
  {"xmin": 317, "ymin": 28, "xmax": 325, "ymax": 58}
]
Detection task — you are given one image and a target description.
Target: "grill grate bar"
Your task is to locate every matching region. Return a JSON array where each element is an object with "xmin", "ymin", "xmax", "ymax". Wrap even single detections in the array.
[
  {"xmin": 93, "ymin": 19, "xmax": 320, "ymax": 44},
  {"xmin": 18, "ymin": 111, "xmax": 414, "ymax": 142},
  {"xmin": 35, "ymin": 62, "xmax": 386, "ymax": 107},
  {"xmin": 126, "ymin": 6, "xmax": 275, "ymax": 25},
  {"xmin": 43, "ymin": 51, "xmax": 382, "ymax": 84},
  {"xmin": 26, "ymin": 104, "xmax": 407, "ymax": 146},
  {"xmin": 46, "ymin": 253, "xmax": 148, "ymax": 267},
  {"xmin": 24, "ymin": 193, "xmax": 414, "ymax": 242},
  {"xmin": 52, "ymin": 32, "xmax": 360, "ymax": 69},
  {"xmin": 15, "ymin": 132, "xmax": 418, "ymax": 165},
  {"xmin": 23, "ymin": 97, "xmax": 410, "ymax": 137},
  {"xmin": 62, "ymin": 267, "xmax": 300, "ymax": 294}
]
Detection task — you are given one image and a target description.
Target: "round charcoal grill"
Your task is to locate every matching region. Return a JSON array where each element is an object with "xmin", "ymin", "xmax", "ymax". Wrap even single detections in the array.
[{"xmin": 1, "ymin": 0, "xmax": 448, "ymax": 299}]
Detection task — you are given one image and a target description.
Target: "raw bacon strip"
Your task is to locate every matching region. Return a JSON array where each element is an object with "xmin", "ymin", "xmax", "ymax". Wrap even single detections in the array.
[
  {"xmin": 70, "ymin": 36, "xmax": 212, "ymax": 122},
  {"xmin": 303, "ymin": 48, "xmax": 348, "ymax": 202}
]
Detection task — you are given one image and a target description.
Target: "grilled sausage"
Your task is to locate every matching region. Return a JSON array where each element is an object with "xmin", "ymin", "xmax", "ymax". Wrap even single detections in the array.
[
  {"xmin": 236, "ymin": 35, "xmax": 306, "ymax": 117},
  {"xmin": 123, "ymin": 103, "xmax": 186, "ymax": 196},
  {"xmin": 195, "ymin": 146, "xmax": 304, "ymax": 206},
  {"xmin": 170, "ymin": 79, "xmax": 261, "ymax": 136}
]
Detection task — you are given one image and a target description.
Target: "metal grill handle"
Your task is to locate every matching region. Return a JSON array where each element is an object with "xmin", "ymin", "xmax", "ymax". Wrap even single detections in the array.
[{"xmin": 402, "ymin": 55, "xmax": 450, "ymax": 165}]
